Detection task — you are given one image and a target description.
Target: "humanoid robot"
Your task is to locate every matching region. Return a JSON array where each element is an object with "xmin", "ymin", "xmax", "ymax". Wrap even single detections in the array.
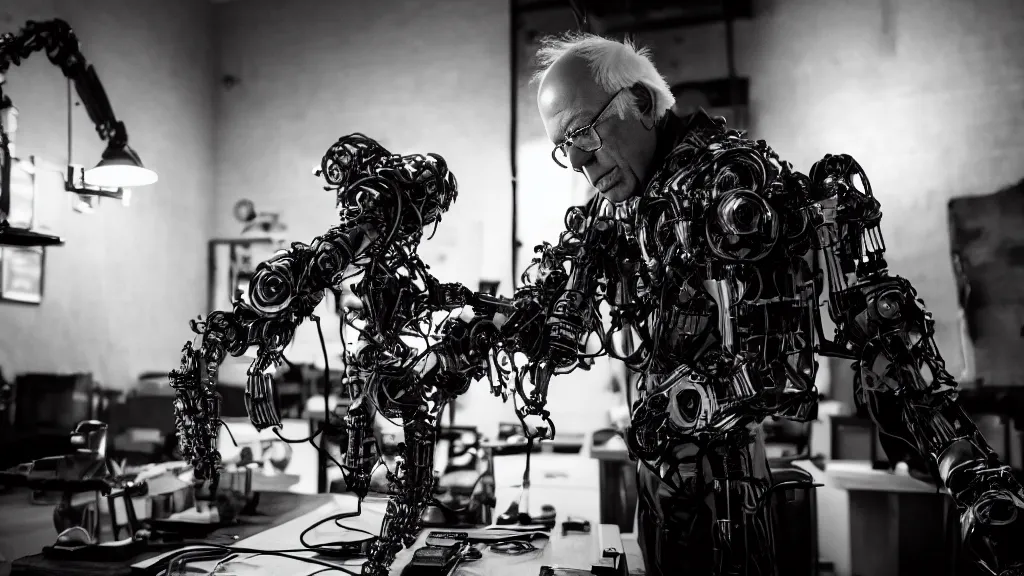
[{"xmin": 170, "ymin": 125, "xmax": 1024, "ymax": 576}]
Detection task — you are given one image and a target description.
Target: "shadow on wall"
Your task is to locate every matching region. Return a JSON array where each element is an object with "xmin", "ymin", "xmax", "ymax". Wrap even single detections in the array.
[{"xmin": 948, "ymin": 177, "xmax": 1024, "ymax": 388}]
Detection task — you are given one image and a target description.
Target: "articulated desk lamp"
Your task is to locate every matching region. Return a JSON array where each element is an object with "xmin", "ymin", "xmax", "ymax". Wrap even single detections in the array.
[
  {"xmin": 0, "ymin": 18, "xmax": 159, "ymax": 557},
  {"xmin": 0, "ymin": 18, "xmax": 158, "ymax": 248}
]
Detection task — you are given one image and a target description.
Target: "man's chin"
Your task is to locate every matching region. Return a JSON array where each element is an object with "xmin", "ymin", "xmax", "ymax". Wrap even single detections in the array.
[{"xmin": 600, "ymin": 183, "xmax": 633, "ymax": 203}]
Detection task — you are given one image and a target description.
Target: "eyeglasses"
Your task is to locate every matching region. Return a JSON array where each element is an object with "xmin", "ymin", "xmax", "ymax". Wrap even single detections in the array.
[{"xmin": 551, "ymin": 88, "xmax": 627, "ymax": 172}]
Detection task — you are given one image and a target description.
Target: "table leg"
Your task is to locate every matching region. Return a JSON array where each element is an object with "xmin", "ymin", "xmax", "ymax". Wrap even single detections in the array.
[
  {"xmin": 848, "ymin": 490, "xmax": 948, "ymax": 576},
  {"xmin": 598, "ymin": 461, "xmax": 639, "ymax": 534},
  {"xmin": 598, "ymin": 460, "xmax": 619, "ymax": 528},
  {"xmin": 621, "ymin": 465, "xmax": 638, "ymax": 533}
]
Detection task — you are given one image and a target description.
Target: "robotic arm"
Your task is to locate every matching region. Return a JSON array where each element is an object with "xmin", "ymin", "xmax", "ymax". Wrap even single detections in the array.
[
  {"xmin": 0, "ymin": 19, "xmax": 129, "ymax": 145},
  {"xmin": 807, "ymin": 153, "xmax": 1024, "ymax": 576},
  {"xmin": 1, "ymin": 19, "xmax": 147, "ymax": 232},
  {"xmin": 514, "ymin": 198, "xmax": 614, "ymax": 413}
]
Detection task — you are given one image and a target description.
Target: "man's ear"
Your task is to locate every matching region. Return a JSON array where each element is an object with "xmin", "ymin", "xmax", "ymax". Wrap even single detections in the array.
[{"xmin": 630, "ymin": 82, "xmax": 655, "ymax": 118}]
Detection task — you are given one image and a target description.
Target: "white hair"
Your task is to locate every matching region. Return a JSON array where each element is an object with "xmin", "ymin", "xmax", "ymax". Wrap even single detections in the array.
[{"xmin": 533, "ymin": 32, "xmax": 676, "ymax": 121}]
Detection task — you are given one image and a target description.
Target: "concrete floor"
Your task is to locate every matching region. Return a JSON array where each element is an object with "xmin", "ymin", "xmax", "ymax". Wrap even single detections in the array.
[{"xmin": 0, "ymin": 489, "xmax": 58, "ymax": 576}]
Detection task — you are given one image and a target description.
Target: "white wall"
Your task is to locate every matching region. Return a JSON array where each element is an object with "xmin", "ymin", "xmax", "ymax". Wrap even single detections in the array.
[{"xmin": 211, "ymin": 0, "xmax": 514, "ymax": 435}]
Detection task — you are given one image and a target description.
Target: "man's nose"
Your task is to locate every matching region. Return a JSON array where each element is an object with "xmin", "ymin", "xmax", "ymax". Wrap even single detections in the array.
[{"xmin": 567, "ymin": 145, "xmax": 593, "ymax": 173}]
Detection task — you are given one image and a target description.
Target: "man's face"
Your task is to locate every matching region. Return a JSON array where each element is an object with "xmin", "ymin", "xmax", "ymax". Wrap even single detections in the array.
[{"xmin": 537, "ymin": 56, "xmax": 658, "ymax": 203}]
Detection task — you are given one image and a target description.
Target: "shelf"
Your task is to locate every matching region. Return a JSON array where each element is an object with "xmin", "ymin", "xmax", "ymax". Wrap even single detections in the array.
[
  {"xmin": 673, "ymin": 77, "xmax": 749, "ymax": 107},
  {"xmin": 673, "ymin": 77, "xmax": 751, "ymax": 132},
  {"xmin": 517, "ymin": 0, "xmax": 754, "ymax": 27},
  {"xmin": 594, "ymin": 0, "xmax": 754, "ymax": 34},
  {"xmin": 0, "ymin": 226, "xmax": 65, "ymax": 247}
]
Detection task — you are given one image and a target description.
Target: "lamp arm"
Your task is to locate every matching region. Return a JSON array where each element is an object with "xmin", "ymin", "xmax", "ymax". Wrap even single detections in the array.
[{"xmin": 0, "ymin": 19, "xmax": 127, "ymax": 147}]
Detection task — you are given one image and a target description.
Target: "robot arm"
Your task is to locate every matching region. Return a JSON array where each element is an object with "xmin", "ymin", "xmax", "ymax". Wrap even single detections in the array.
[
  {"xmin": 509, "ymin": 198, "xmax": 612, "ymax": 422},
  {"xmin": 345, "ymin": 195, "xmax": 611, "ymax": 453},
  {"xmin": 168, "ymin": 222, "xmax": 376, "ymax": 481},
  {"xmin": 1, "ymin": 19, "xmax": 149, "ymax": 233},
  {"xmin": 807, "ymin": 153, "xmax": 1024, "ymax": 576},
  {"xmin": 0, "ymin": 19, "xmax": 129, "ymax": 144}
]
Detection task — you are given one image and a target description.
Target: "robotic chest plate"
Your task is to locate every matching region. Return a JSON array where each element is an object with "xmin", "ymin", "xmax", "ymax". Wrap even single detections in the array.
[{"xmin": 633, "ymin": 134, "xmax": 800, "ymax": 277}]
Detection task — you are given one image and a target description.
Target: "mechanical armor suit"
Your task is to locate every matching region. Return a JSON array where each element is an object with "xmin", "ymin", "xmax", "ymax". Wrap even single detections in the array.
[
  {"xmin": 169, "ymin": 118, "xmax": 1024, "ymax": 575},
  {"xmin": 602, "ymin": 112, "xmax": 1023, "ymax": 575}
]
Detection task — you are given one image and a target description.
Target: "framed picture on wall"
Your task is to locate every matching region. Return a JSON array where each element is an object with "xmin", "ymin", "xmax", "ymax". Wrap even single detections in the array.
[{"xmin": 0, "ymin": 246, "xmax": 45, "ymax": 304}]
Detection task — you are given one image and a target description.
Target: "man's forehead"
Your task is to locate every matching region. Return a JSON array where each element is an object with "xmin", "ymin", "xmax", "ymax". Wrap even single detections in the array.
[
  {"xmin": 538, "ymin": 58, "xmax": 605, "ymax": 137},
  {"xmin": 552, "ymin": 108, "xmax": 585, "ymax": 139},
  {"xmin": 538, "ymin": 91, "xmax": 582, "ymax": 141},
  {"xmin": 539, "ymin": 77, "xmax": 582, "ymax": 116}
]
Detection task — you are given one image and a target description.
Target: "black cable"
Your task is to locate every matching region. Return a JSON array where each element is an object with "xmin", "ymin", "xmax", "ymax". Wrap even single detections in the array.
[
  {"xmin": 568, "ymin": 0, "xmax": 589, "ymax": 33},
  {"xmin": 270, "ymin": 311, "xmax": 344, "ymax": 470},
  {"xmin": 490, "ymin": 540, "xmax": 538, "ymax": 555},
  {"xmin": 218, "ymin": 419, "xmax": 238, "ymax": 447},
  {"xmin": 429, "ymin": 471, "xmax": 490, "ymax": 515},
  {"xmin": 299, "ymin": 498, "xmax": 376, "ymax": 557},
  {"xmin": 272, "ymin": 423, "xmax": 324, "ymax": 444},
  {"xmin": 161, "ymin": 543, "xmax": 362, "ymax": 576},
  {"xmin": 66, "ymin": 78, "xmax": 73, "ymax": 167},
  {"xmin": 509, "ymin": 0, "xmax": 519, "ymax": 290},
  {"xmin": 280, "ymin": 353, "xmax": 298, "ymax": 370},
  {"xmin": 315, "ymin": 313, "xmax": 333, "ymax": 431},
  {"xmin": 334, "ymin": 518, "xmax": 379, "ymax": 538},
  {"xmin": 446, "ymin": 545, "xmax": 484, "ymax": 576},
  {"xmin": 523, "ymin": 436, "xmax": 534, "ymax": 486}
]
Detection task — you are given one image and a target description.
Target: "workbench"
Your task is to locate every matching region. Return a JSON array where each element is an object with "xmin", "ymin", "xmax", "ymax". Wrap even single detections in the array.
[{"xmin": 6, "ymin": 490, "xmax": 640, "ymax": 576}]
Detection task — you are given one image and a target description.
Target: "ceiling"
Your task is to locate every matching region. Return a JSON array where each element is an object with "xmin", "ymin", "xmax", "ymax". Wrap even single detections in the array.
[{"xmin": 517, "ymin": 0, "xmax": 752, "ymax": 34}]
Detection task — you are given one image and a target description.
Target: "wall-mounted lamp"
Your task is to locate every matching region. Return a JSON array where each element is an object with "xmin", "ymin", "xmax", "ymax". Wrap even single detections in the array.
[
  {"xmin": 0, "ymin": 18, "xmax": 157, "ymax": 245},
  {"xmin": 60, "ymin": 55, "xmax": 159, "ymax": 201},
  {"xmin": 84, "ymin": 141, "xmax": 158, "ymax": 189},
  {"xmin": 64, "ymin": 131, "xmax": 158, "ymax": 201}
]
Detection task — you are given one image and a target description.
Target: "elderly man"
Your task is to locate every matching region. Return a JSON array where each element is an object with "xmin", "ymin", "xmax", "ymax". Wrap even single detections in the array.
[
  {"xmin": 533, "ymin": 34, "xmax": 771, "ymax": 575},
  {"xmin": 531, "ymin": 32, "xmax": 1024, "ymax": 576}
]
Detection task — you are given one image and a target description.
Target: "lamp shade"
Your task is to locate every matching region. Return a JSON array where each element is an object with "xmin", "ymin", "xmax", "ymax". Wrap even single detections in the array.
[{"xmin": 83, "ymin": 143, "xmax": 158, "ymax": 188}]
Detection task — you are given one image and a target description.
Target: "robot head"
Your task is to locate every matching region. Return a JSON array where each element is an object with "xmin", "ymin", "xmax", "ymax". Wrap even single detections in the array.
[
  {"xmin": 316, "ymin": 134, "xmax": 459, "ymax": 235},
  {"xmin": 316, "ymin": 133, "xmax": 390, "ymax": 193}
]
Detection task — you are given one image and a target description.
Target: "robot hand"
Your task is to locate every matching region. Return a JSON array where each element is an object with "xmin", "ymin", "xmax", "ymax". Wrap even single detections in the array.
[{"xmin": 945, "ymin": 447, "xmax": 1024, "ymax": 575}]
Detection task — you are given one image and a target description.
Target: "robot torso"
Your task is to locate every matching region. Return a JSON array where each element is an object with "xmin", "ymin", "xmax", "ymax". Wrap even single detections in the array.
[{"xmin": 598, "ymin": 118, "xmax": 823, "ymax": 468}]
